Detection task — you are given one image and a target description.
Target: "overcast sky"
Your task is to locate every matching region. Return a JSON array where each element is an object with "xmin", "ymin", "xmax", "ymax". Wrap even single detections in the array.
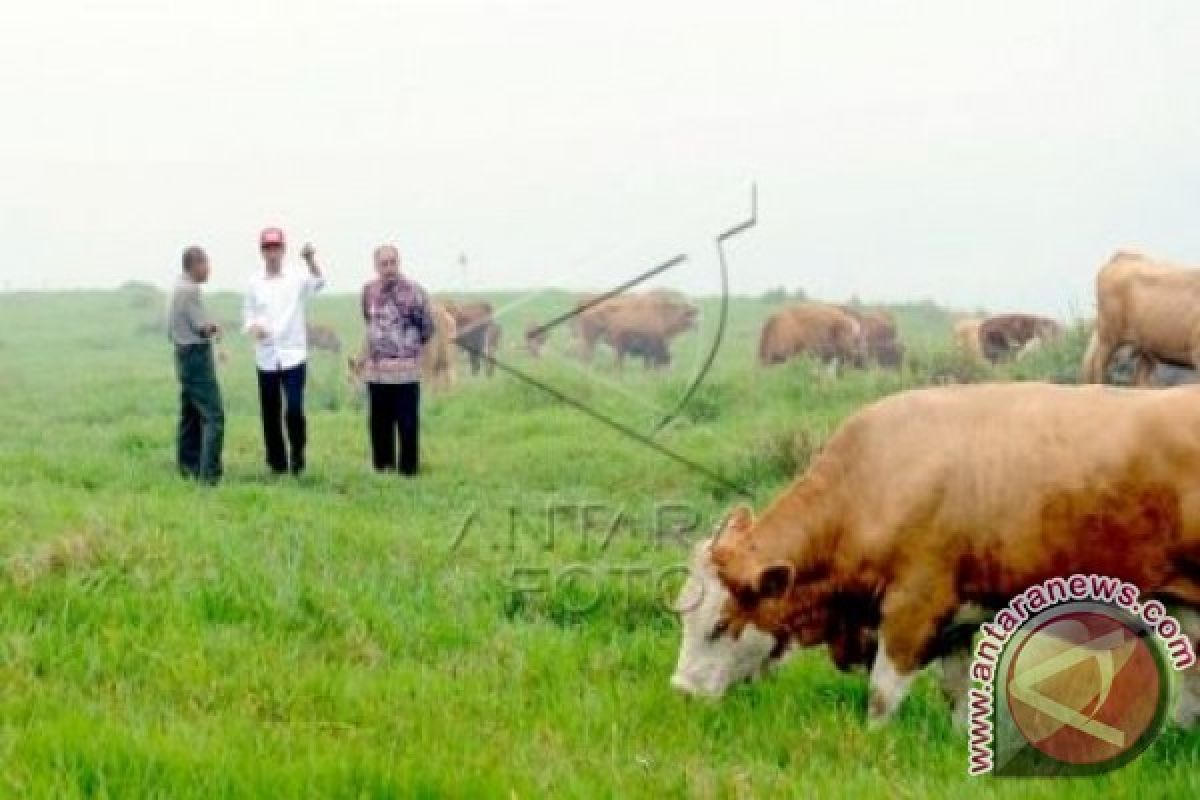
[{"xmin": 3, "ymin": 1, "xmax": 1199, "ymax": 315}]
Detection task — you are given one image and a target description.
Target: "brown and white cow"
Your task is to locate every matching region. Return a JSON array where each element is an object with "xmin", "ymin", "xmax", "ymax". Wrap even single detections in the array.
[
  {"xmin": 672, "ymin": 382, "xmax": 1200, "ymax": 726},
  {"xmin": 977, "ymin": 313, "xmax": 1061, "ymax": 364},
  {"xmin": 672, "ymin": 536, "xmax": 990, "ymax": 725},
  {"xmin": 952, "ymin": 314, "xmax": 1060, "ymax": 365},
  {"xmin": 1082, "ymin": 250, "xmax": 1200, "ymax": 386}
]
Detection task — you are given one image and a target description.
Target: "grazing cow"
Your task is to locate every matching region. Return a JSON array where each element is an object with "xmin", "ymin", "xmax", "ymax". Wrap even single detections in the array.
[
  {"xmin": 1082, "ymin": 250, "xmax": 1200, "ymax": 386},
  {"xmin": 839, "ymin": 306, "xmax": 904, "ymax": 368},
  {"xmin": 976, "ymin": 313, "xmax": 1061, "ymax": 363},
  {"xmin": 307, "ymin": 323, "xmax": 343, "ymax": 354},
  {"xmin": 671, "ymin": 382, "xmax": 1200, "ymax": 726},
  {"xmin": 672, "ymin": 537, "xmax": 988, "ymax": 724},
  {"xmin": 570, "ymin": 291, "xmax": 698, "ymax": 369},
  {"xmin": 758, "ymin": 303, "xmax": 867, "ymax": 370},
  {"xmin": 596, "ymin": 299, "xmax": 697, "ymax": 370},
  {"xmin": 444, "ymin": 301, "xmax": 502, "ymax": 377}
]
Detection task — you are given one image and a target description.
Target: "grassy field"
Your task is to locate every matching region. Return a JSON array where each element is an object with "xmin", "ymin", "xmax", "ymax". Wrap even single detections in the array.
[{"xmin": 0, "ymin": 286, "xmax": 1195, "ymax": 798}]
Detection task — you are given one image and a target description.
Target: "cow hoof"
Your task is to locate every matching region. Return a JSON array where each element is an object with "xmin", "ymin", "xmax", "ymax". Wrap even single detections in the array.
[
  {"xmin": 867, "ymin": 693, "xmax": 892, "ymax": 729},
  {"xmin": 951, "ymin": 703, "xmax": 970, "ymax": 732}
]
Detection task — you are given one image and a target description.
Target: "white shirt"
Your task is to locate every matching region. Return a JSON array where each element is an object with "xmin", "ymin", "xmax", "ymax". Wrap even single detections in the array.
[{"xmin": 242, "ymin": 267, "xmax": 326, "ymax": 371}]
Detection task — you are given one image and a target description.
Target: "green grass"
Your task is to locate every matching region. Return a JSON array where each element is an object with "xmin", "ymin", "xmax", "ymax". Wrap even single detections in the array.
[{"xmin": 0, "ymin": 288, "xmax": 1194, "ymax": 798}]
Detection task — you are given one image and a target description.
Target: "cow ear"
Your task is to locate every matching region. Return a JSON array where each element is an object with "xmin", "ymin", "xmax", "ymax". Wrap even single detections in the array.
[
  {"xmin": 724, "ymin": 505, "xmax": 755, "ymax": 534},
  {"xmin": 755, "ymin": 562, "xmax": 794, "ymax": 600}
]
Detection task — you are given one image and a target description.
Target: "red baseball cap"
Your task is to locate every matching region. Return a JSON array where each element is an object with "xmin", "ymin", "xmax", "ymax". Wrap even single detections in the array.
[{"xmin": 260, "ymin": 227, "xmax": 286, "ymax": 248}]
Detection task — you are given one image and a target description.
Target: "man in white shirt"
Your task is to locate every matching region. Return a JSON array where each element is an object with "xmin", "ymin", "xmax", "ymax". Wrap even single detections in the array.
[{"xmin": 243, "ymin": 227, "xmax": 327, "ymax": 475}]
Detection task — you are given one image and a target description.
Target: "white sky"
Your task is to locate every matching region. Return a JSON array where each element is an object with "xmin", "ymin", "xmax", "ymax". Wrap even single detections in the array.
[{"xmin": 3, "ymin": 1, "xmax": 1200, "ymax": 316}]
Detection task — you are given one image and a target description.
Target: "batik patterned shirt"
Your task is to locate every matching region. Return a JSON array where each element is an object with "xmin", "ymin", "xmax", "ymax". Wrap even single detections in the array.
[{"xmin": 360, "ymin": 276, "xmax": 435, "ymax": 384}]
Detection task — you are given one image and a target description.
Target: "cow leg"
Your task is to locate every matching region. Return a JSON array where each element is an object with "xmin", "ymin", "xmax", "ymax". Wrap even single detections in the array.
[
  {"xmin": 1132, "ymin": 352, "xmax": 1157, "ymax": 387},
  {"xmin": 928, "ymin": 602, "xmax": 993, "ymax": 729},
  {"xmin": 935, "ymin": 645, "xmax": 974, "ymax": 730},
  {"xmin": 1081, "ymin": 331, "xmax": 1118, "ymax": 384},
  {"xmin": 868, "ymin": 632, "xmax": 918, "ymax": 727},
  {"xmin": 485, "ymin": 329, "xmax": 497, "ymax": 378},
  {"xmin": 1174, "ymin": 607, "xmax": 1200, "ymax": 729},
  {"xmin": 869, "ymin": 576, "xmax": 958, "ymax": 726}
]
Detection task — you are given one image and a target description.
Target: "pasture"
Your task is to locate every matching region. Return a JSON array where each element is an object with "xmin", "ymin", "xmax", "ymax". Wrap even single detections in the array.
[{"xmin": 0, "ymin": 287, "xmax": 1194, "ymax": 798}]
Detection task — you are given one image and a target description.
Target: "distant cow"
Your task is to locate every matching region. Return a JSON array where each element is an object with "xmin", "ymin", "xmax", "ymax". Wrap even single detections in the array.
[
  {"xmin": 570, "ymin": 291, "xmax": 698, "ymax": 369},
  {"xmin": 444, "ymin": 301, "xmax": 502, "ymax": 377},
  {"xmin": 839, "ymin": 306, "xmax": 904, "ymax": 368},
  {"xmin": 307, "ymin": 323, "xmax": 343, "ymax": 354},
  {"xmin": 423, "ymin": 304, "xmax": 457, "ymax": 389},
  {"xmin": 672, "ymin": 383, "xmax": 1200, "ymax": 727},
  {"xmin": 597, "ymin": 298, "xmax": 697, "ymax": 370},
  {"xmin": 976, "ymin": 313, "xmax": 1061, "ymax": 363},
  {"xmin": 758, "ymin": 303, "xmax": 866, "ymax": 370},
  {"xmin": 1082, "ymin": 250, "xmax": 1200, "ymax": 386}
]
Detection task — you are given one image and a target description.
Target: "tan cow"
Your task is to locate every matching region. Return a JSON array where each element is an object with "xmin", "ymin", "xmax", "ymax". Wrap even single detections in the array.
[
  {"xmin": 1082, "ymin": 250, "xmax": 1200, "ymax": 385},
  {"xmin": 672, "ymin": 382, "xmax": 1200, "ymax": 726},
  {"xmin": 758, "ymin": 303, "xmax": 867, "ymax": 370},
  {"xmin": 443, "ymin": 301, "xmax": 502, "ymax": 377},
  {"xmin": 570, "ymin": 291, "xmax": 698, "ymax": 369},
  {"xmin": 423, "ymin": 304, "xmax": 457, "ymax": 389},
  {"xmin": 953, "ymin": 318, "xmax": 985, "ymax": 363}
]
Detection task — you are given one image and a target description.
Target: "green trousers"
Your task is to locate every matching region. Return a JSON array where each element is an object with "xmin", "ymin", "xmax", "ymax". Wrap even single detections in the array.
[{"xmin": 174, "ymin": 343, "xmax": 225, "ymax": 484}]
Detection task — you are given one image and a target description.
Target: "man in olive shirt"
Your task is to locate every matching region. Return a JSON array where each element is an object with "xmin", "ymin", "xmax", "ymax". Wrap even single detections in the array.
[{"xmin": 168, "ymin": 246, "xmax": 225, "ymax": 484}]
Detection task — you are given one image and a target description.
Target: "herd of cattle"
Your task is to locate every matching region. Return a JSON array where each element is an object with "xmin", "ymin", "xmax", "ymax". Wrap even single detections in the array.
[
  {"xmin": 383, "ymin": 249, "xmax": 1200, "ymax": 394},
  {"xmin": 670, "ymin": 249, "xmax": 1200, "ymax": 732},
  {"xmin": 331, "ymin": 284, "xmax": 1069, "ymax": 391}
]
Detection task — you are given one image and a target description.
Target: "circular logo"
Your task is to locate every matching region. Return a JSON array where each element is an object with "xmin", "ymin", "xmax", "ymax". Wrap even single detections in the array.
[{"xmin": 1004, "ymin": 605, "xmax": 1169, "ymax": 769}]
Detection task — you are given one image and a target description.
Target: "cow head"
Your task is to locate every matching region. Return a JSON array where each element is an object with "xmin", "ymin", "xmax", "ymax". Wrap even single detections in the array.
[
  {"xmin": 846, "ymin": 322, "xmax": 869, "ymax": 369},
  {"xmin": 670, "ymin": 536, "xmax": 788, "ymax": 697},
  {"xmin": 672, "ymin": 304, "xmax": 700, "ymax": 336},
  {"xmin": 672, "ymin": 506, "xmax": 874, "ymax": 698}
]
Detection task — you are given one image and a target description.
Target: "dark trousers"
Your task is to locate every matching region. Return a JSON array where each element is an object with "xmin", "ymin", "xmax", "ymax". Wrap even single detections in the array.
[
  {"xmin": 175, "ymin": 343, "xmax": 225, "ymax": 484},
  {"xmin": 257, "ymin": 363, "xmax": 307, "ymax": 474},
  {"xmin": 367, "ymin": 382, "xmax": 420, "ymax": 475}
]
